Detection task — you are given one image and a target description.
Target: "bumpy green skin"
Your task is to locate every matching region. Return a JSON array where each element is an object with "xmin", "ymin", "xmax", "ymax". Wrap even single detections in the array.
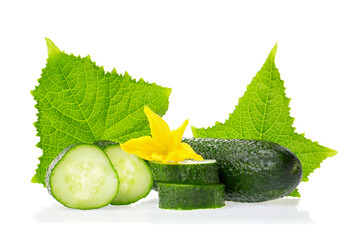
[
  {"xmin": 157, "ymin": 182, "xmax": 225, "ymax": 210},
  {"xmin": 183, "ymin": 138, "xmax": 303, "ymax": 202},
  {"xmin": 93, "ymin": 140, "xmax": 119, "ymax": 149},
  {"xmin": 148, "ymin": 160, "xmax": 220, "ymax": 190}
]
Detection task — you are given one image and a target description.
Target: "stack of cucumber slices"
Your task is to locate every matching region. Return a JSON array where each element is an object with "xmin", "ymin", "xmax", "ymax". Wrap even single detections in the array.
[
  {"xmin": 148, "ymin": 160, "xmax": 225, "ymax": 210},
  {"xmin": 46, "ymin": 141, "xmax": 153, "ymax": 210}
]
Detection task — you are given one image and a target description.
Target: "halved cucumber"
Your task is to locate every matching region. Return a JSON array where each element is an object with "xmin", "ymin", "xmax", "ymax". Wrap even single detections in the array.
[
  {"xmin": 45, "ymin": 144, "xmax": 119, "ymax": 210},
  {"xmin": 102, "ymin": 144, "xmax": 153, "ymax": 205},
  {"xmin": 148, "ymin": 160, "xmax": 220, "ymax": 189},
  {"xmin": 157, "ymin": 182, "xmax": 225, "ymax": 210}
]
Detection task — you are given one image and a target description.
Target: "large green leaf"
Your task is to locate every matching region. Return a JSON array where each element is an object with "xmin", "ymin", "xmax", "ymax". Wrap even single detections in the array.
[
  {"xmin": 32, "ymin": 39, "xmax": 171, "ymax": 185},
  {"xmin": 192, "ymin": 44, "xmax": 337, "ymax": 197}
]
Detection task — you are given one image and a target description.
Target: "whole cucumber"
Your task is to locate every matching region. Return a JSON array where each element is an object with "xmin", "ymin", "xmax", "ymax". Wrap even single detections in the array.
[{"xmin": 183, "ymin": 138, "xmax": 302, "ymax": 202}]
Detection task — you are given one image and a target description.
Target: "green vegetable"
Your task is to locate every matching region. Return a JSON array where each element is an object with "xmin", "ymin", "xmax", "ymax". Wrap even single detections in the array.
[
  {"xmin": 183, "ymin": 138, "xmax": 302, "ymax": 202},
  {"xmin": 157, "ymin": 182, "xmax": 225, "ymax": 210},
  {"xmin": 192, "ymin": 44, "xmax": 337, "ymax": 197},
  {"xmin": 148, "ymin": 160, "xmax": 220, "ymax": 190},
  {"xmin": 32, "ymin": 38, "xmax": 171, "ymax": 186},
  {"xmin": 93, "ymin": 140, "xmax": 119, "ymax": 149},
  {"xmin": 45, "ymin": 144, "xmax": 119, "ymax": 210},
  {"xmin": 101, "ymin": 143, "xmax": 153, "ymax": 205}
]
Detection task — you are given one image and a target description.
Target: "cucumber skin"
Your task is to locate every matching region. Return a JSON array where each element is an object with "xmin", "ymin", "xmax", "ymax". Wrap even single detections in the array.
[
  {"xmin": 93, "ymin": 140, "xmax": 119, "ymax": 149},
  {"xmin": 183, "ymin": 138, "xmax": 303, "ymax": 203},
  {"xmin": 157, "ymin": 182, "xmax": 225, "ymax": 210},
  {"xmin": 148, "ymin": 161, "xmax": 220, "ymax": 189},
  {"xmin": 45, "ymin": 144, "xmax": 120, "ymax": 210}
]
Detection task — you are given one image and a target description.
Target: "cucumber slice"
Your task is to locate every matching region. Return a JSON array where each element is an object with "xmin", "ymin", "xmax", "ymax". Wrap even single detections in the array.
[
  {"xmin": 157, "ymin": 182, "xmax": 225, "ymax": 210},
  {"xmin": 148, "ymin": 160, "xmax": 220, "ymax": 189},
  {"xmin": 45, "ymin": 144, "xmax": 119, "ymax": 210},
  {"xmin": 103, "ymin": 144, "xmax": 153, "ymax": 205}
]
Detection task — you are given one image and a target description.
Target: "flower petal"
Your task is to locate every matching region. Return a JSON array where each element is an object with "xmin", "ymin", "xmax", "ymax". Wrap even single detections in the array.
[
  {"xmin": 170, "ymin": 119, "xmax": 189, "ymax": 144},
  {"xmin": 121, "ymin": 106, "xmax": 204, "ymax": 163},
  {"xmin": 175, "ymin": 142, "xmax": 204, "ymax": 161},
  {"xmin": 144, "ymin": 106, "xmax": 170, "ymax": 143},
  {"xmin": 120, "ymin": 136, "xmax": 159, "ymax": 161}
]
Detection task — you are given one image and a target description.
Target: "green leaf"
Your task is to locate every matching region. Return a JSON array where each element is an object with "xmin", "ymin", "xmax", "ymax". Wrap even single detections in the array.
[
  {"xmin": 287, "ymin": 188, "xmax": 301, "ymax": 198},
  {"xmin": 192, "ymin": 44, "xmax": 337, "ymax": 196},
  {"xmin": 32, "ymin": 38, "xmax": 171, "ymax": 185}
]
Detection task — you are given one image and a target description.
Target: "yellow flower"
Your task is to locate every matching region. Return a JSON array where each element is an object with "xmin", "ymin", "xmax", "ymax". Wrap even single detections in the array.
[{"xmin": 120, "ymin": 106, "xmax": 203, "ymax": 163}]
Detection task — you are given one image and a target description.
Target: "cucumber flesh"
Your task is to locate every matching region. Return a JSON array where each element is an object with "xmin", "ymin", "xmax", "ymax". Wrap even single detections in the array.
[
  {"xmin": 157, "ymin": 182, "xmax": 225, "ymax": 210},
  {"xmin": 46, "ymin": 144, "xmax": 119, "ymax": 210},
  {"xmin": 103, "ymin": 144, "xmax": 153, "ymax": 205},
  {"xmin": 148, "ymin": 160, "xmax": 220, "ymax": 190}
]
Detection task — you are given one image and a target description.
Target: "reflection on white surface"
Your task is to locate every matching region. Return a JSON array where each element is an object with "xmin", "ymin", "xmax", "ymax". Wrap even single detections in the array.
[{"xmin": 33, "ymin": 193, "xmax": 313, "ymax": 224}]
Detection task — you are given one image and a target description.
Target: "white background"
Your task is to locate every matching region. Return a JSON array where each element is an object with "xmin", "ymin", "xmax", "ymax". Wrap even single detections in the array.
[{"xmin": 1, "ymin": 0, "xmax": 359, "ymax": 239}]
